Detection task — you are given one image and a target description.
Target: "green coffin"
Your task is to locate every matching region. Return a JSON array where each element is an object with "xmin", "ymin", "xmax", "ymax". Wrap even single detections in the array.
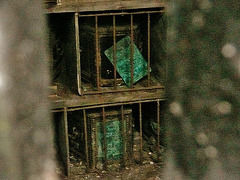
[
  {"xmin": 104, "ymin": 36, "xmax": 148, "ymax": 87},
  {"xmin": 96, "ymin": 120, "xmax": 125, "ymax": 160}
]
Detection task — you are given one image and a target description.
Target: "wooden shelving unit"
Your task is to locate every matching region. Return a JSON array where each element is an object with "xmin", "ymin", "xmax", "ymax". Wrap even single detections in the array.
[{"xmin": 46, "ymin": 0, "xmax": 166, "ymax": 175}]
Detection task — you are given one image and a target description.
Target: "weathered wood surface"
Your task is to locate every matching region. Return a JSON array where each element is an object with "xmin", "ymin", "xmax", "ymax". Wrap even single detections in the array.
[
  {"xmin": 51, "ymin": 88, "xmax": 165, "ymax": 109},
  {"xmin": 45, "ymin": 0, "xmax": 166, "ymax": 13}
]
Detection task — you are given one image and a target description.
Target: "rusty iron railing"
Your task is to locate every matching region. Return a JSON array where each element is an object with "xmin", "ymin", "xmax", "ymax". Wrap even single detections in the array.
[
  {"xmin": 52, "ymin": 99, "xmax": 164, "ymax": 174},
  {"xmin": 77, "ymin": 9, "xmax": 165, "ymax": 95}
]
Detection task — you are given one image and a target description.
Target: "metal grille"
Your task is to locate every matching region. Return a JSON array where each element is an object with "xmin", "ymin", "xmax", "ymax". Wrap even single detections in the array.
[
  {"xmin": 48, "ymin": 7, "xmax": 166, "ymax": 176},
  {"xmin": 47, "ymin": 8, "xmax": 165, "ymax": 96},
  {"xmin": 77, "ymin": 9, "xmax": 165, "ymax": 95},
  {"xmin": 53, "ymin": 100, "xmax": 164, "ymax": 174}
]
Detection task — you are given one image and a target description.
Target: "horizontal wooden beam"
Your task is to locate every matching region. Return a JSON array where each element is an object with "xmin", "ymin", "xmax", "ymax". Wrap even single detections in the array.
[
  {"xmin": 51, "ymin": 88, "xmax": 166, "ymax": 109},
  {"xmin": 45, "ymin": 0, "xmax": 166, "ymax": 13}
]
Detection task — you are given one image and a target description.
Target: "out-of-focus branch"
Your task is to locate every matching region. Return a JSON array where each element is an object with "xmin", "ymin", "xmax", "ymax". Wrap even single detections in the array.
[{"xmin": 0, "ymin": 1, "xmax": 57, "ymax": 180}]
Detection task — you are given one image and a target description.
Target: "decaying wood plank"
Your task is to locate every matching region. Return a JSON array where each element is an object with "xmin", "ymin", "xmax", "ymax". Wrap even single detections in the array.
[{"xmin": 45, "ymin": 0, "xmax": 166, "ymax": 13}]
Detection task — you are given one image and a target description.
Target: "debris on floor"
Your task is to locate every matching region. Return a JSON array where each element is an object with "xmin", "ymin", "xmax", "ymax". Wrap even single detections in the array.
[{"xmin": 57, "ymin": 132, "xmax": 164, "ymax": 180}]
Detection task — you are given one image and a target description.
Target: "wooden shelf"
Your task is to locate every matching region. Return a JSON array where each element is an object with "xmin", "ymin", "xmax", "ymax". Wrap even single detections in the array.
[
  {"xmin": 45, "ymin": 0, "xmax": 166, "ymax": 13},
  {"xmin": 51, "ymin": 87, "xmax": 165, "ymax": 110}
]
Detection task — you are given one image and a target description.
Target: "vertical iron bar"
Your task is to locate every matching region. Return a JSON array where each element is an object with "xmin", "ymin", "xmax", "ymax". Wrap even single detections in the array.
[
  {"xmin": 75, "ymin": 12, "xmax": 82, "ymax": 95},
  {"xmin": 157, "ymin": 100, "xmax": 160, "ymax": 162},
  {"xmin": 113, "ymin": 15, "xmax": 117, "ymax": 89},
  {"xmin": 102, "ymin": 107, "xmax": 107, "ymax": 169},
  {"xmin": 139, "ymin": 103, "xmax": 143, "ymax": 164},
  {"xmin": 130, "ymin": 106, "xmax": 133, "ymax": 155},
  {"xmin": 95, "ymin": 16, "xmax": 100, "ymax": 91},
  {"xmin": 64, "ymin": 107, "xmax": 70, "ymax": 175},
  {"xmin": 130, "ymin": 14, "xmax": 134, "ymax": 88},
  {"xmin": 121, "ymin": 105, "xmax": 126, "ymax": 167},
  {"xmin": 147, "ymin": 13, "xmax": 151, "ymax": 86},
  {"xmin": 92, "ymin": 115, "xmax": 96, "ymax": 169},
  {"xmin": 83, "ymin": 109, "xmax": 89, "ymax": 171}
]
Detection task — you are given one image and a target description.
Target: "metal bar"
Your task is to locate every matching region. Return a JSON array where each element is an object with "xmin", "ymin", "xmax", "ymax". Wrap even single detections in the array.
[
  {"xmin": 157, "ymin": 100, "xmax": 160, "ymax": 162},
  {"xmin": 121, "ymin": 105, "xmax": 126, "ymax": 167},
  {"xmin": 92, "ymin": 114, "xmax": 96, "ymax": 169},
  {"xmin": 102, "ymin": 107, "xmax": 107, "ymax": 169},
  {"xmin": 52, "ymin": 99, "xmax": 166, "ymax": 112},
  {"xmin": 147, "ymin": 13, "xmax": 151, "ymax": 87},
  {"xmin": 64, "ymin": 107, "xmax": 70, "ymax": 175},
  {"xmin": 139, "ymin": 103, "xmax": 143, "ymax": 164},
  {"xmin": 75, "ymin": 12, "xmax": 82, "ymax": 95},
  {"xmin": 95, "ymin": 16, "xmax": 100, "ymax": 91},
  {"xmin": 130, "ymin": 14, "xmax": 134, "ymax": 88},
  {"xmin": 78, "ymin": 10, "xmax": 165, "ymax": 17},
  {"xmin": 113, "ymin": 15, "xmax": 117, "ymax": 89},
  {"xmin": 83, "ymin": 109, "xmax": 90, "ymax": 171},
  {"xmin": 129, "ymin": 106, "xmax": 133, "ymax": 156}
]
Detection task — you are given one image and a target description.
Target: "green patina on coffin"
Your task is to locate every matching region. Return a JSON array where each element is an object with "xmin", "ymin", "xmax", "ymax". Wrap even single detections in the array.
[
  {"xmin": 104, "ymin": 36, "xmax": 148, "ymax": 87},
  {"xmin": 96, "ymin": 120, "xmax": 126, "ymax": 160}
]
